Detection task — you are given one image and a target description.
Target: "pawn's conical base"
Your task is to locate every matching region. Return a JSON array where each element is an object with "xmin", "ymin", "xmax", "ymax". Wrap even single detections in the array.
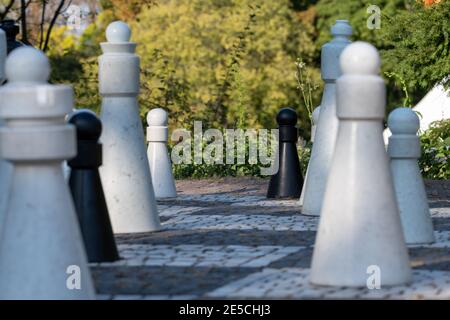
[
  {"xmin": 69, "ymin": 169, "xmax": 119, "ymax": 262},
  {"xmin": 267, "ymin": 143, "xmax": 303, "ymax": 199}
]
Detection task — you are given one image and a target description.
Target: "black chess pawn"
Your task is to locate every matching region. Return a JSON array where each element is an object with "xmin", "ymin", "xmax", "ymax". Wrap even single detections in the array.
[
  {"xmin": 0, "ymin": 20, "xmax": 25, "ymax": 54},
  {"xmin": 267, "ymin": 108, "xmax": 304, "ymax": 199},
  {"xmin": 68, "ymin": 110, "xmax": 119, "ymax": 262}
]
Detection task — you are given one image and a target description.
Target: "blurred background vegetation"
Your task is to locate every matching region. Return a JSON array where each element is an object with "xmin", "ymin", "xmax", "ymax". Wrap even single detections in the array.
[{"xmin": 1, "ymin": 0, "xmax": 449, "ymax": 178}]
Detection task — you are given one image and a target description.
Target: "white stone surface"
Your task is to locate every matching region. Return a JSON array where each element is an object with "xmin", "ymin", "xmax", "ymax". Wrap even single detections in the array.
[
  {"xmin": 388, "ymin": 107, "xmax": 435, "ymax": 244},
  {"xmin": 0, "ymin": 29, "xmax": 9, "ymax": 237},
  {"xmin": 299, "ymin": 105, "xmax": 320, "ymax": 207},
  {"xmin": 301, "ymin": 20, "xmax": 352, "ymax": 216},
  {"xmin": 311, "ymin": 106, "xmax": 321, "ymax": 143},
  {"xmin": 106, "ymin": 21, "xmax": 131, "ymax": 43},
  {"xmin": 147, "ymin": 108, "xmax": 177, "ymax": 198},
  {"xmin": 430, "ymin": 206, "xmax": 450, "ymax": 218},
  {"xmin": 0, "ymin": 28, "xmax": 6, "ymax": 83},
  {"xmin": 98, "ymin": 21, "xmax": 161, "ymax": 233},
  {"xmin": 413, "ymin": 84, "xmax": 450, "ymax": 132},
  {"xmin": 0, "ymin": 47, "xmax": 95, "ymax": 299},
  {"xmin": 309, "ymin": 42, "xmax": 412, "ymax": 287}
]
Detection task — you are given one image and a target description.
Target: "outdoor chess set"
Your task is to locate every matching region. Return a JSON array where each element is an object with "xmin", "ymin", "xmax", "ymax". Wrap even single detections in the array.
[{"xmin": 0, "ymin": 18, "xmax": 448, "ymax": 300}]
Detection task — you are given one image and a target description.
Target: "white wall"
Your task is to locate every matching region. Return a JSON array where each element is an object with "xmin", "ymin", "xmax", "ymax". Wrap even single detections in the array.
[{"xmin": 384, "ymin": 84, "xmax": 450, "ymax": 144}]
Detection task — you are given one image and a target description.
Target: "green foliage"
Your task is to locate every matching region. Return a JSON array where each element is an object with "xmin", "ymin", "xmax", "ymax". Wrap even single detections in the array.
[
  {"xmin": 298, "ymin": 142, "xmax": 311, "ymax": 176},
  {"xmin": 171, "ymin": 130, "xmax": 312, "ymax": 179},
  {"xmin": 419, "ymin": 119, "xmax": 450, "ymax": 179},
  {"xmin": 171, "ymin": 131, "xmax": 274, "ymax": 179},
  {"xmin": 132, "ymin": 0, "xmax": 320, "ymax": 132},
  {"xmin": 381, "ymin": 1, "xmax": 450, "ymax": 93},
  {"xmin": 314, "ymin": 0, "xmax": 411, "ymax": 48},
  {"xmin": 295, "ymin": 58, "xmax": 320, "ymax": 131},
  {"xmin": 314, "ymin": 0, "xmax": 419, "ymax": 112},
  {"xmin": 314, "ymin": 0, "xmax": 450, "ymax": 111}
]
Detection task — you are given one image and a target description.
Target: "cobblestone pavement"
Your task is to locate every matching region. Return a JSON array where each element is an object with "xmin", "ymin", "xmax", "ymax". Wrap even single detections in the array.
[{"xmin": 91, "ymin": 177, "xmax": 450, "ymax": 300}]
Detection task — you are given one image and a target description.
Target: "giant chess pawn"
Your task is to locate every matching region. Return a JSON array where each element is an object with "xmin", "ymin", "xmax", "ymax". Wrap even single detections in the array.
[
  {"xmin": 98, "ymin": 21, "xmax": 161, "ymax": 233},
  {"xmin": 388, "ymin": 107, "xmax": 435, "ymax": 244},
  {"xmin": 0, "ymin": 26, "xmax": 9, "ymax": 219},
  {"xmin": 0, "ymin": 26, "xmax": 6, "ymax": 81},
  {"xmin": 147, "ymin": 108, "xmax": 177, "ymax": 198},
  {"xmin": 301, "ymin": 20, "xmax": 352, "ymax": 216},
  {"xmin": 68, "ymin": 110, "xmax": 120, "ymax": 262},
  {"xmin": 267, "ymin": 108, "xmax": 303, "ymax": 199},
  {"xmin": 299, "ymin": 105, "xmax": 320, "ymax": 206},
  {"xmin": 310, "ymin": 106, "xmax": 321, "ymax": 143},
  {"xmin": 310, "ymin": 42, "xmax": 412, "ymax": 287},
  {"xmin": 0, "ymin": 47, "xmax": 95, "ymax": 299}
]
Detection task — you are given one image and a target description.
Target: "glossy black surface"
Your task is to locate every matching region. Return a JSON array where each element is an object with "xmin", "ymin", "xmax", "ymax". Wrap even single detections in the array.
[
  {"xmin": 267, "ymin": 108, "xmax": 304, "ymax": 199},
  {"xmin": 68, "ymin": 111, "xmax": 119, "ymax": 262}
]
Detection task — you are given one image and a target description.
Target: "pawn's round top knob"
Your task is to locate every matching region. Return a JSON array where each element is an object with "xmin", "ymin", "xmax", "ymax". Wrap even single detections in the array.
[
  {"xmin": 106, "ymin": 21, "xmax": 131, "ymax": 43},
  {"xmin": 340, "ymin": 41, "xmax": 380, "ymax": 75},
  {"xmin": 5, "ymin": 47, "xmax": 50, "ymax": 83},
  {"xmin": 68, "ymin": 110, "xmax": 102, "ymax": 141},
  {"xmin": 277, "ymin": 108, "xmax": 297, "ymax": 126},
  {"xmin": 331, "ymin": 20, "xmax": 352, "ymax": 37},
  {"xmin": 0, "ymin": 19, "xmax": 20, "ymax": 38},
  {"xmin": 388, "ymin": 107, "xmax": 420, "ymax": 135},
  {"xmin": 147, "ymin": 108, "xmax": 168, "ymax": 126}
]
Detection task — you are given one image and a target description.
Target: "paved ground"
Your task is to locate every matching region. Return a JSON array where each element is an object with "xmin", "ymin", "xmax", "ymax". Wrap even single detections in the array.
[{"xmin": 91, "ymin": 177, "xmax": 450, "ymax": 300}]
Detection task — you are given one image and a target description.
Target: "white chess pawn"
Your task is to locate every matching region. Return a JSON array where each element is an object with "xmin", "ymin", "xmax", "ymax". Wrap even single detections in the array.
[
  {"xmin": 147, "ymin": 108, "xmax": 177, "ymax": 198},
  {"xmin": 0, "ymin": 27, "xmax": 9, "ymax": 224},
  {"xmin": 0, "ymin": 47, "xmax": 95, "ymax": 299},
  {"xmin": 98, "ymin": 21, "xmax": 161, "ymax": 233},
  {"xmin": 301, "ymin": 20, "xmax": 352, "ymax": 216},
  {"xmin": 388, "ymin": 107, "xmax": 435, "ymax": 244},
  {"xmin": 0, "ymin": 27, "xmax": 6, "ymax": 82},
  {"xmin": 310, "ymin": 42, "xmax": 412, "ymax": 287},
  {"xmin": 311, "ymin": 106, "xmax": 321, "ymax": 143},
  {"xmin": 299, "ymin": 105, "xmax": 320, "ymax": 207}
]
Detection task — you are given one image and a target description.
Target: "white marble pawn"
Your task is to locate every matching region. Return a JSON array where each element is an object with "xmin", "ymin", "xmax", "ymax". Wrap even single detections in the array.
[
  {"xmin": 0, "ymin": 27, "xmax": 10, "ymax": 224},
  {"xmin": 310, "ymin": 106, "xmax": 320, "ymax": 143},
  {"xmin": 301, "ymin": 20, "xmax": 352, "ymax": 216},
  {"xmin": 147, "ymin": 108, "xmax": 177, "ymax": 198},
  {"xmin": 299, "ymin": 105, "xmax": 320, "ymax": 207},
  {"xmin": 388, "ymin": 107, "xmax": 435, "ymax": 244},
  {"xmin": 0, "ymin": 47, "xmax": 95, "ymax": 299},
  {"xmin": 99, "ymin": 21, "xmax": 161, "ymax": 233},
  {"xmin": 310, "ymin": 42, "xmax": 412, "ymax": 287},
  {"xmin": 0, "ymin": 27, "xmax": 6, "ymax": 81}
]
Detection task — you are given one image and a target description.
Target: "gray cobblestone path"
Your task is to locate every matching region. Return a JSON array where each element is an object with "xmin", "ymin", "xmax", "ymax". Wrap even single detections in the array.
[{"xmin": 92, "ymin": 177, "xmax": 450, "ymax": 300}]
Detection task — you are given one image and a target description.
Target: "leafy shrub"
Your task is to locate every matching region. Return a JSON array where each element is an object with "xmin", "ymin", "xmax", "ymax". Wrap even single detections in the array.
[
  {"xmin": 419, "ymin": 119, "xmax": 450, "ymax": 179},
  {"xmin": 171, "ymin": 130, "xmax": 273, "ymax": 179}
]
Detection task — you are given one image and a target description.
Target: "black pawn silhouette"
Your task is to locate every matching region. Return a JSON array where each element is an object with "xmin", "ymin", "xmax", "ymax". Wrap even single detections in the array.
[
  {"xmin": 68, "ymin": 110, "xmax": 119, "ymax": 262},
  {"xmin": 0, "ymin": 20, "xmax": 25, "ymax": 54},
  {"xmin": 267, "ymin": 108, "xmax": 304, "ymax": 199}
]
